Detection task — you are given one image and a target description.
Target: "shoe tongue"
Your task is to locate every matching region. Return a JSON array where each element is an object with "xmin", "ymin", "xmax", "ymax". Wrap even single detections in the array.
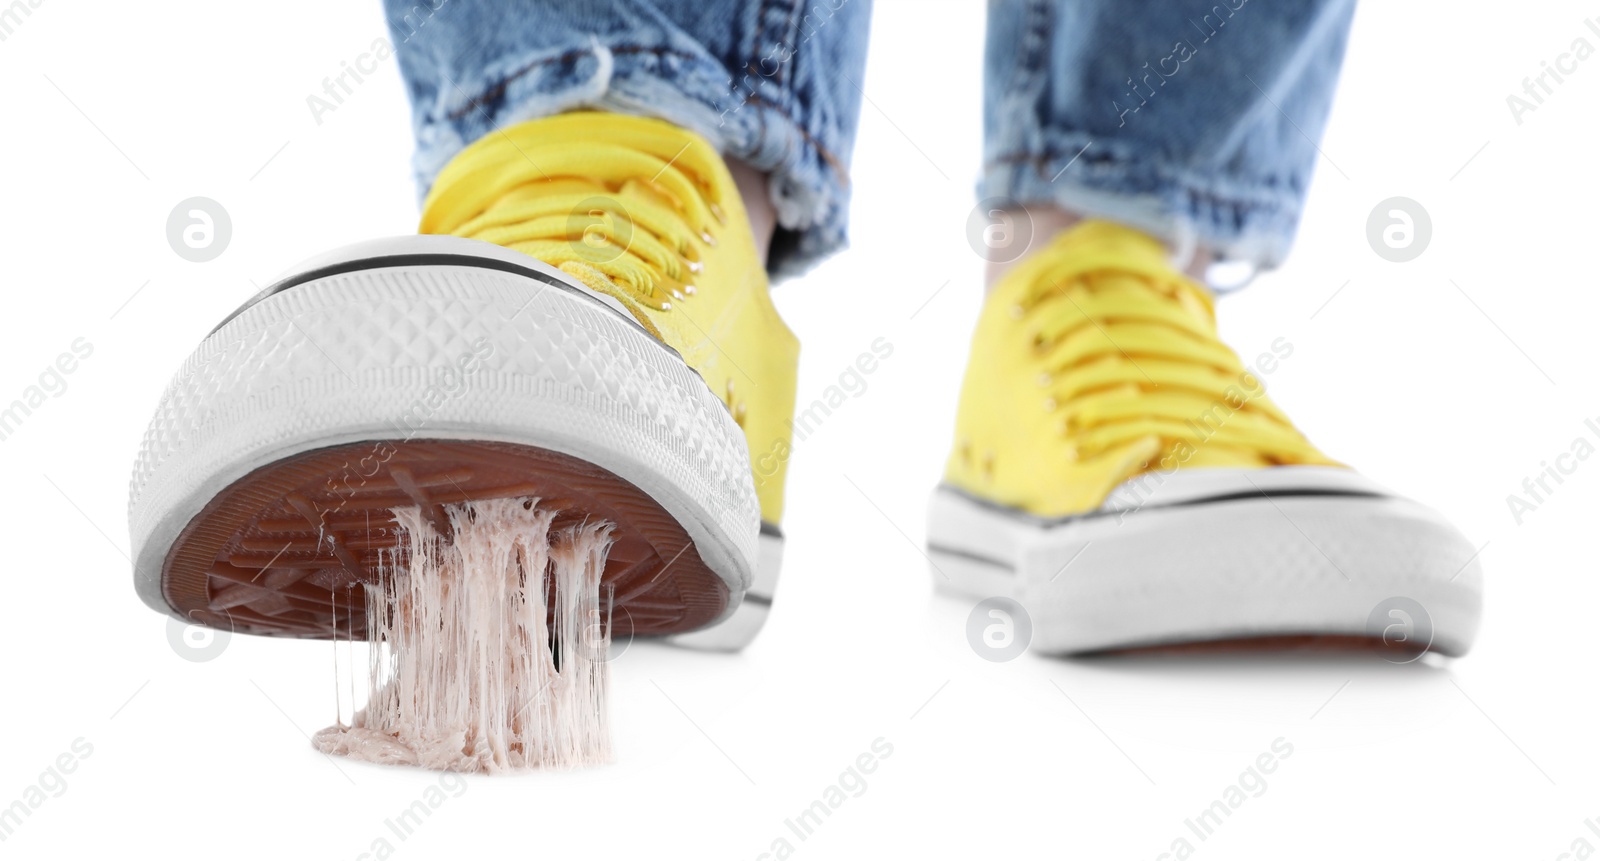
[
  {"xmin": 423, "ymin": 112, "xmax": 725, "ymax": 238},
  {"xmin": 1035, "ymin": 219, "xmax": 1217, "ymax": 327},
  {"xmin": 1049, "ymin": 219, "xmax": 1170, "ymax": 263}
]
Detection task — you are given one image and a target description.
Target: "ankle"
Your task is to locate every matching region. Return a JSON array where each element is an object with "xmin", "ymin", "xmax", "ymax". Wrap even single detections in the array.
[
  {"xmin": 727, "ymin": 159, "xmax": 776, "ymax": 268},
  {"xmin": 981, "ymin": 207, "xmax": 1214, "ymax": 293},
  {"xmin": 982, "ymin": 207, "xmax": 1083, "ymax": 292}
]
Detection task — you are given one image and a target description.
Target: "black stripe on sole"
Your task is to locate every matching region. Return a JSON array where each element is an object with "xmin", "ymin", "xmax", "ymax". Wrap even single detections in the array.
[{"xmin": 939, "ymin": 484, "xmax": 1388, "ymax": 529}]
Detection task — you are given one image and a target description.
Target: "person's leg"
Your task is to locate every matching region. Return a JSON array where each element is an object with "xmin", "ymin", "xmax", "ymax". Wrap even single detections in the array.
[
  {"xmin": 384, "ymin": 0, "xmax": 870, "ymax": 281},
  {"xmin": 934, "ymin": 0, "xmax": 1485, "ymax": 658}
]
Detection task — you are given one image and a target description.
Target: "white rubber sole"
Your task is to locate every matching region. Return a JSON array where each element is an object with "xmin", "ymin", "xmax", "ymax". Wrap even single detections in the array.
[
  {"xmin": 127, "ymin": 235, "xmax": 776, "ymax": 645},
  {"xmin": 927, "ymin": 466, "xmax": 1484, "ymax": 656}
]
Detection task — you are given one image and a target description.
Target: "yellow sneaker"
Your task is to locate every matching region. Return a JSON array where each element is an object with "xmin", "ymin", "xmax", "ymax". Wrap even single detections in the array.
[
  {"xmin": 128, "ymin": 112, "xmax": 793, "ymax": 654},
  {"xmin": 420, "ymin": 111, "xmax": 799, "ymax": 648},
  {"xmin": 929, "ymin": 220, "xmax": 1483, "ymax": 656}
]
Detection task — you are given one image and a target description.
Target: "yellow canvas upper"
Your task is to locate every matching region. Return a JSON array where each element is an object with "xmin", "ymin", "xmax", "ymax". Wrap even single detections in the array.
[
  {"xmin": 420, "ymin": 111, "xmax": 800, "ymax": 524},
  {"xmin": 944, "ymin": 220, "xmax": 1339, "ymax": 518}
]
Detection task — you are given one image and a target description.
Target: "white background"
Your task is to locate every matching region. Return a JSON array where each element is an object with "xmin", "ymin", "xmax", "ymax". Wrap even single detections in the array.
[{"xmin": 1, "ymin": 1, "xmax": 1597, "ymax": 858}]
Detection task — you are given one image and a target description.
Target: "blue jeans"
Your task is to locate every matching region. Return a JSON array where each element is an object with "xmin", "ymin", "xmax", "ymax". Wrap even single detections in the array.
[{"xmin": 385, "ymin": 0, "xmax": 1355, "ymax": 280}]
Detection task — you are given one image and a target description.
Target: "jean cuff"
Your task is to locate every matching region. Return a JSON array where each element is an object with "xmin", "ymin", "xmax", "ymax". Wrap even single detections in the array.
[{"xmin": 980, "ymin": 135, "xmax": 1306, "ymax": 273}]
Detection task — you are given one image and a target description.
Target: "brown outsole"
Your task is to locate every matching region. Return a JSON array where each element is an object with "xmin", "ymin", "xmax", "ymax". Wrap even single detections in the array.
[{"xmin": 163, "ymin": 439, "xmax": 728, "ymax": 639}]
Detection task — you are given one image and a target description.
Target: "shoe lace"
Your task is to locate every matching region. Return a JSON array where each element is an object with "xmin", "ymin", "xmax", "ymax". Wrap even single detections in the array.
[
  {"xmin": 424, "ymin": 126, "xmax": 727, "ymax": 318},
  {"xmin": 1013, "ymin": 237, "xmax": 1329, "ymax": 469}
]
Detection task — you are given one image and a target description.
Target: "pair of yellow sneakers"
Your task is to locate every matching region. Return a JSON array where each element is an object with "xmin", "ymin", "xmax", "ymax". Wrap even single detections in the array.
[{"xmin": 130, "ymin": 111, "xmax": 1483, "ymax": 657}]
